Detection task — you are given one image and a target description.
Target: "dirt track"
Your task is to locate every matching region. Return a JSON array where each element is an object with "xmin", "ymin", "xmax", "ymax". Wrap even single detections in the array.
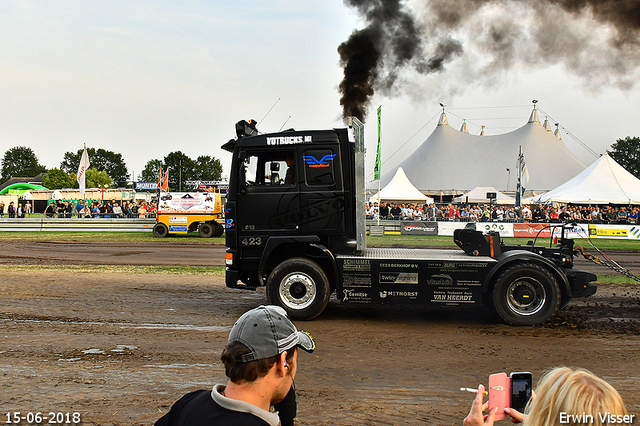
[
  {"xmin": 0, "ymin": 241, "xmax": 639, "ymax": 425},
  {"xmin": 0, "ymin": 239, "xmax": 639, "ymax": 274}
]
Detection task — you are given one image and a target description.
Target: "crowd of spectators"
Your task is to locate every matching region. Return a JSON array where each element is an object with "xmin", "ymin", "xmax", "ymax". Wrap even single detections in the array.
[
  {"xmin": 41, "ymin": 199, "xmax": 157, "ymax": 218},
  {"xmin": 367, "ymin": 202, "xmax": 639, "ymax": 224},
  {"xmin": 0, "ymin": 201, "xmax": 32, "ymax": 218}
]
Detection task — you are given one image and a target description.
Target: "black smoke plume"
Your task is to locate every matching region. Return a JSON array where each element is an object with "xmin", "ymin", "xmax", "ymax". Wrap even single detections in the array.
[{"xmin": 339, "ymin": 0, "xmax": 640, "ymax": 122}]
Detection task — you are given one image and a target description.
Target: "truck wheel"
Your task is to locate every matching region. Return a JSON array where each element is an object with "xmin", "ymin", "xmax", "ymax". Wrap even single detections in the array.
[
  {"xmin": 266, "ymin": 258, "xmax": 330, "ymax": 320},
  {"xmin": 199, "ymin": 222, "xmax": 214, "ymax": 238},
  {"xmin": 153, "ymin": 223, "xmax": 168, "ymax": 238},
  {"xmin": 211, "ymin": 221, "xmax": 224, "ymax": 237},
  {"xmin": 492, "ymin": 262, "xmax": 560, "ymax": 326}
]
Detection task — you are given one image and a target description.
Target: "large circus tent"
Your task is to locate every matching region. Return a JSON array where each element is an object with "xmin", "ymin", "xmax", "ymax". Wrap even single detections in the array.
[{"xmin": 374, "ymin": 106, "xmax": 587, "ymax": 194}]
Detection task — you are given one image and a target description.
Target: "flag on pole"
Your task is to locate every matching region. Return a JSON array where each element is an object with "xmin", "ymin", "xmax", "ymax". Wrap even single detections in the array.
[
  {"xmin": 519, "ymin": 151, "xmax": 530, "ymax": 191},
  {"xmin": 374, "ymin": 105, "xmax": 382, "ymax": 180},
  {"xmin": 516, "ymin": 146, "xmax": 529, "ymax": 207},
  {"xmin": 77, "ymin": 145, "xmax": 90, "ymax": 193},
  {"xmin": 156, "ymin": 166, "xmax": 162, "ymax": 205},
  {"xmin": 161, "ymin": 168, "xmax": 169, "ymax": 192}
]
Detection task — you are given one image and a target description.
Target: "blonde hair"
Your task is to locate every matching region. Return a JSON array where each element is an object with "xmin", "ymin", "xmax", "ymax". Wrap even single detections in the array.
[{"xmin": 525, "ymin": 367, "xmax": 629, "ymax": 426}]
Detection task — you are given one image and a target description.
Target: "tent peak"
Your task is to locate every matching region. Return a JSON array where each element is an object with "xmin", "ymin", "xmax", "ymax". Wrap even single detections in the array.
[
  {"xmin": 543, "ymin": 117, "xmax": 552, "ymax": 132},
  {"xmin": 460, "ymin": 119, "xmax": 469, "ymax": 134},
  {"xmin": 554, "ymin": 123, "xmax": 562, "ymax": 141},
  {"xmin": 528, "ymin": 108, "xmax": 540, "ymax": 124},
  {"xmin": 438, "ymin": 111, "xmax": 449, "ymax": 126}
]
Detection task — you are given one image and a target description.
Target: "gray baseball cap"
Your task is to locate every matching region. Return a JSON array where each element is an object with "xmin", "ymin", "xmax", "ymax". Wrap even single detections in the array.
[{"xmin": 229, "ymin": 305, "xmax": 316, "ymax": 362}]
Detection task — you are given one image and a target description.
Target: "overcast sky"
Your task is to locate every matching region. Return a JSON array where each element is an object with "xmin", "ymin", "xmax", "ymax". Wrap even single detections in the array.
[{"xmin": 1, "ymin": 0, "xmax": 639, "ymax": 185}]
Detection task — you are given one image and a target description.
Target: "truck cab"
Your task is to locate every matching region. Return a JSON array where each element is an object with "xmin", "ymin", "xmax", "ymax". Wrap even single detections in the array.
[{"xmin": 223, "ymin": 121, "xmax": 363, "ymax": 299}]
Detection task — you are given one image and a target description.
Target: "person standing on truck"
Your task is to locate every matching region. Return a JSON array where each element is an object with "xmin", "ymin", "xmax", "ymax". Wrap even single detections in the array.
[{"xmin": 154, "ymin": 305, "xmax": 315, "ymax": 426}]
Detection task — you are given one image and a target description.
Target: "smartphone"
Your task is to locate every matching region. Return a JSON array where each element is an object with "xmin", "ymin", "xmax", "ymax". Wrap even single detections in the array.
[
  {"xmin": 510, "ymin": 372, "xmax": 533, "ymax": 412},
  {"xmin": 489, "ymin": 372, "xmax": 511, "ymax": 421}
]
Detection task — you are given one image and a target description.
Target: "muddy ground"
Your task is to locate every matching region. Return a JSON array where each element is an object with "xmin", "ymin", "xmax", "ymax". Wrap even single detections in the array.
[{"xmin": 0, "ymin": 241, "xmax": 639, "ymax": 425}]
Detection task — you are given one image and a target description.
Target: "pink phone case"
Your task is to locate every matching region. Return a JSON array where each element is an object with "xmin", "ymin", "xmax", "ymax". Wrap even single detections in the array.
[{"xmin": 489, "ymin": 372, "xmax": 511, "ymax": 421}]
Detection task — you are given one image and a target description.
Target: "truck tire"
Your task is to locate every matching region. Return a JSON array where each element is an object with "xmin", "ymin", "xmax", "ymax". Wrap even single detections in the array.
[
  {"xmin": 492, "ymin": 262, "xmax": 560, "ymax": 326},
  {"xmin": 199, "ymin": 222, "xmax": 214, "ymax": 238},
  {"xmin": 266, "ymin": 258, "xmax": 330, "ymax": 320},
  {"xmin": 211, "ymin": 221, "xmax": 224, "ymax": 237},
  {"xmin": 153, "ymin": 223, "xmax": 169, "ymax": 238}
]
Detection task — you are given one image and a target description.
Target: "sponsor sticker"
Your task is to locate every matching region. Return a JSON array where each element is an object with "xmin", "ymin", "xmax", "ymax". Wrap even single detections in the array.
[
  {"xmin": 343, "ymin": 275, "xmax": 372, "ymax": 287},
  {"xmin": 342, "ymin": 259, "xmax": 371, "ymax": 272},
  {"xmin": 169, "ymin": 225, "xmax": 188, "ymax": 232},
  {"xmin": 380, "ymin": 263, "xmax": 419, "ymax": 269},
  {"xmin": 379, "ymin": 272, "xmax": 418, "ymax": 284},
  {"xmin": 168, "ymin": 216, "xmax": 188, "ymax": 223},
  {"xmin": 427, "ymin": 274, "xmax": 454, "ymax": 286},
  {"xmin": 302, "ymin": 154, "xmax": 337, "ymax": 168},
  {"xmin": 266, "ymin": 135, "xmax": 313, "ymax": 145},
  {"xmin": 342, "ymin": 289, "xmax": 371, "ymax": 303},
  {"xmin": 432, "ymin": 290, "xmax": 475, "ymax": 304},
  {"xmin": 379, "ymin": 290, "xmax": 418, "ymax": 299}
]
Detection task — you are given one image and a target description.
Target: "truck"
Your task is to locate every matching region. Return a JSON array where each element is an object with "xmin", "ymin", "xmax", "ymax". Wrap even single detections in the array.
[
  {"xmin": 153, "ymin": 192, "xmax": 225, "ymax": 238},
  {"xmin": 221, "ymin": 118, "xmax": 597, "ymax": 325}
]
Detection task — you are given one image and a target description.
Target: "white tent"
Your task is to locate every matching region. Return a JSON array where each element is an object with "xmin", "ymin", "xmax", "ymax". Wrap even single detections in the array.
[
  {"xmin": 453, "ymin": 186, "xmax": 515, "ymax": 204},
  {"xmin": 531, "ymin": 154, "xmax": 640, "ymax": 204},
  {"xmin": 374, "ymin": 107, "xmax": 586, "ymax": 192},
  {"xmin": 369, "ymin": 167, "xmax": 434, "ymax": 204}
]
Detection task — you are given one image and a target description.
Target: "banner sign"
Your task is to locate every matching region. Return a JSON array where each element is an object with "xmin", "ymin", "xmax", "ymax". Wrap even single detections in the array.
[
  {"xmin": 588, "ymin": 224, "xmax": 631, "ymax": 239},
  {"xmin": 438, "ymin": 221, "xmax": 472, "ymax": 236},
  {"xmin": 136, "ymin": 182, "xmax": 158, "ymax": 190},
  {"xmin": 475, "ymin": 222, "xmax": 514, "ymax": 237},
  {"xmin": 157, "ymin": 192, "xmax": 221, "ymax": 214},
  {"xmin": 513, "ymin": 223, "xmax": 551, "ymax": 238},
  {"xmin": 400, "ymin": 221, "xmax": 437, "ymax": 235}
]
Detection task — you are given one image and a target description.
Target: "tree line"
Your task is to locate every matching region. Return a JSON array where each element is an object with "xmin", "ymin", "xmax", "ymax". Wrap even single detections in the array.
[{"xmin": 0, "ymin": 146, "xmax": 223, "ymax": 192}]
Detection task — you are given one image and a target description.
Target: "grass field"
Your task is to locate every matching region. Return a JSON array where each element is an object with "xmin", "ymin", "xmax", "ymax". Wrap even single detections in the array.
[
  {"xmin": 0, "ymin": 231, "xmax": 638, "ymax": 251},
  {"xmin": 367, "ymin": 234, "xmax": 640, "ymax": 251},
  {"xmin": 0, "ymin": 231, "xmax": 223, "ymax": 244}
]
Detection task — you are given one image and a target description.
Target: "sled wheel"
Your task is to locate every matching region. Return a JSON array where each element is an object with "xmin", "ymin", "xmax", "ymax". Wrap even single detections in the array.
[{"xmin": 492, "ymin": 262, "xmax": 560, "ymax": 326}]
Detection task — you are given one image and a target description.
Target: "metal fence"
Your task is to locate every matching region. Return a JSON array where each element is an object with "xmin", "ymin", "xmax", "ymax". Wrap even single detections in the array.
[{"xmin": 0, "ymin": 218, "xmax": 156, "ymax": 232}]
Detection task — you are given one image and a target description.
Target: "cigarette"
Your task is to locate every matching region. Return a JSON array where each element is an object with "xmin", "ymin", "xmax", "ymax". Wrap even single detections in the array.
[{"xmin": 460, "ymin": 387, "xmax": 488, "ymax": 395}]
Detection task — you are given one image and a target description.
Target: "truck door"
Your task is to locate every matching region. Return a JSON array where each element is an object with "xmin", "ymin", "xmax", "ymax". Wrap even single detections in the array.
[
  {"xmin": 299, "ymin": 147, "xmax": 344, "ymax": 234},
  {"xmin": 236, "ymin": 149, "xmax": 301, "ymax": 234}
]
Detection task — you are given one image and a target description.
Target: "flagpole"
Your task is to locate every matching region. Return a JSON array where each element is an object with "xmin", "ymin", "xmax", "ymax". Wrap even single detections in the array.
[
  {"xmin": 83, "ymin": 144, "xmax": 86, "ymax": 204},
  {"xmin": 156, "ymin": 166, "xmax": 162, "ymax": 212},
  {"xmin": 375, "ymin": 105, "xmax": 382, "ymax": 226},
  {"xmin": 516, "ymin": 145, "xmax": 522, "ymax": 208}
]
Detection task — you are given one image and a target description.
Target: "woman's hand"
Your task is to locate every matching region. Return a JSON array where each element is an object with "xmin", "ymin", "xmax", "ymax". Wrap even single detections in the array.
[{"xmin": 463, "ymin": 385, "xmax": 497, "ymax": 426}]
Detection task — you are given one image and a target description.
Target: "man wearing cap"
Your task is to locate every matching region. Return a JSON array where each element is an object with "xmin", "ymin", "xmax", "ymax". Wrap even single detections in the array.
[{"xmin": 154, "ymin": 305, "xmax": 315, "ymax": 426}]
